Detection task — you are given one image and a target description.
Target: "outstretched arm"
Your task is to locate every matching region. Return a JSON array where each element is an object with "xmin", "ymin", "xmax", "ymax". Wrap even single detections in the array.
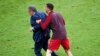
[
  {"xmin": 40, "ymin": 15, "xmax": 51, "ymax": 30},
  {"xmin": 36, "ymin": 15, "xmax": 51, "ymax": 30}
]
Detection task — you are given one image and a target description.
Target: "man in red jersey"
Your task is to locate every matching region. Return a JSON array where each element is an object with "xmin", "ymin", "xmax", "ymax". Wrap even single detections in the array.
[{"xmin": 36, "ymin": 3, "xmax": 73, "ymax": 56}]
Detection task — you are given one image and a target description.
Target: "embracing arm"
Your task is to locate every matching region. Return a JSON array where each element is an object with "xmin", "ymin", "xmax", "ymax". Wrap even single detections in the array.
[{"xmin": 40, "ymin": 15, "xmax": 51, "ymax": 30}]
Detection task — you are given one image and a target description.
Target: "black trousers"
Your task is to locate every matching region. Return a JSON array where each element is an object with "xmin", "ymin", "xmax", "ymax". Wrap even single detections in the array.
[{"xmin": 34, "ymin": 37, "xmax": 57, "ymax": 56}]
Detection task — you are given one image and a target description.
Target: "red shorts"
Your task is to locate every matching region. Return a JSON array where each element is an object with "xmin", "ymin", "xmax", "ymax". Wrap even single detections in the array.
[{"xmin": 48, "ymin": 39, "xmax": 70, "ymax": 51}]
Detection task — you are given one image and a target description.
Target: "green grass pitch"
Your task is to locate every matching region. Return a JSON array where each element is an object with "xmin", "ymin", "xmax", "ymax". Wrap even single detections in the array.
[{"xmin": 0, "ymin": 0, "xmax": 100, "ymax": 56}]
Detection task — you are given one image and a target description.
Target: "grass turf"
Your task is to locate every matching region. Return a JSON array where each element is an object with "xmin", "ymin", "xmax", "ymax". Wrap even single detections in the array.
[{"xmin": 0, "ymin": 0, "xmax": 100, "ymax": 56}]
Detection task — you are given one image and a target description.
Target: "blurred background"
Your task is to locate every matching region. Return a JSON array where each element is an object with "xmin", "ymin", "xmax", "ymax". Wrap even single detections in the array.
[{"xmin": 0, "ymin": 0, "xmax": 100, "ymax": 56}]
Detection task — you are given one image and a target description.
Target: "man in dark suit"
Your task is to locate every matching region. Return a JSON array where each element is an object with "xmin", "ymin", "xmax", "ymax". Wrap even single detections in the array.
[{"xmin": 28, "ymin": 6, "xmax": 57, "ymax": 56}]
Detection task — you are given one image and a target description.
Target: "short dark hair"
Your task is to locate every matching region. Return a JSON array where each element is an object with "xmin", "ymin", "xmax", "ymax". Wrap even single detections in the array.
[
  {"xmin": 28, "ymin": 6, "xmax": 37, "ymax": 12},
  {"xmin": 46, "ymin": 3, "xmax": 54, "ymax": 10}
]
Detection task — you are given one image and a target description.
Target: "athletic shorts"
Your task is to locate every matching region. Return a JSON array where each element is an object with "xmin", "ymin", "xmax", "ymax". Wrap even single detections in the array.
[{"xmin": 48, "ymin": 38, "xmax": 70, "ymax": 51}]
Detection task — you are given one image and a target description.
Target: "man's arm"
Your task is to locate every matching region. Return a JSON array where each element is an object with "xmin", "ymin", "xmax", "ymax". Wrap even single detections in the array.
[
  {"xmin": 30, "ymin": 23, "xmax": 41, "ymax": 31},
  {"xmin": 31, "ymin": 16, "xmax": 41, "ymax": 31},
  {"xmin": 33, "ymin": 25, "xmax": 41, "ymax": 30},
  {"xmin": 37, "ymin": 15, "xmax": 51, "ymax": 30}
]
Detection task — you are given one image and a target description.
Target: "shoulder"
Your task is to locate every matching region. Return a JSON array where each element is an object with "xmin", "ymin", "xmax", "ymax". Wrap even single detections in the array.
[
  {"xmin": 53, "ymin": 12, "xmax": 61, "ymax": 15},
  {"xmin": 31, "ymin": 12, "xmax": 40, "ymax": 20},
  {"xmin": 39, "ymin": 12, "xmax": 47, "ymax": 16},
  {"xmin": 36, "ymin": 11, "xmax": 46, "ymax": 18},
  {"xmin": 52, "ymin": 12, "xmax": 62, "ymax": 17},
  {"xmin": 51, "ymin": 12, "xmax": 57, "ymax": 17},
  {"xmin": 51, "ymin": 12, "xmax": 57, "ymax": 15},
  {"xmin": 38, "ymin": 11, "xmax": 47, "ymax": 18}
]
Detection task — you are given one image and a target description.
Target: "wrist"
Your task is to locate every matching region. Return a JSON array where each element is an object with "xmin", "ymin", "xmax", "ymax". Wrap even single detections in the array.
[{"xmin": 32, "ymin": 27, "xmax": 34, "ymax": 30}]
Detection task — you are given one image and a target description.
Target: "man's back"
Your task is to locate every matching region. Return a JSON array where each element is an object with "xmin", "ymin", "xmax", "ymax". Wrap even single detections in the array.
[{"xmin": 50, "ymin": 12, "xmax": 67, "ymax": 39}]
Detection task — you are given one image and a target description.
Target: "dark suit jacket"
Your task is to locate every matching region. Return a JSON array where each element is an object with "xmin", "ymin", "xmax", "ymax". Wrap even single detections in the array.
[{"xmin": 30, "ymin": 11, "xmax": 50, "ymax": 42}]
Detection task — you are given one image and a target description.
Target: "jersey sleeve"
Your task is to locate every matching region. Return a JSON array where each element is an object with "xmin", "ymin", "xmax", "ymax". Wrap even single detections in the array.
[{"xmin": 40, "ymin": 15, "xmax": 51, "ymax": 30}]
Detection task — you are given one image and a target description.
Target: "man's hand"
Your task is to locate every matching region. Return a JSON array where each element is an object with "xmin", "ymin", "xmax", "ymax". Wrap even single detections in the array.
[
  {"xmin": 36, "ymin": 19, "xmax": 41, "ymax": 24},
  {"xmin": 30, "ymin": 27, "xmax": 34, "ymax": 32}
]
